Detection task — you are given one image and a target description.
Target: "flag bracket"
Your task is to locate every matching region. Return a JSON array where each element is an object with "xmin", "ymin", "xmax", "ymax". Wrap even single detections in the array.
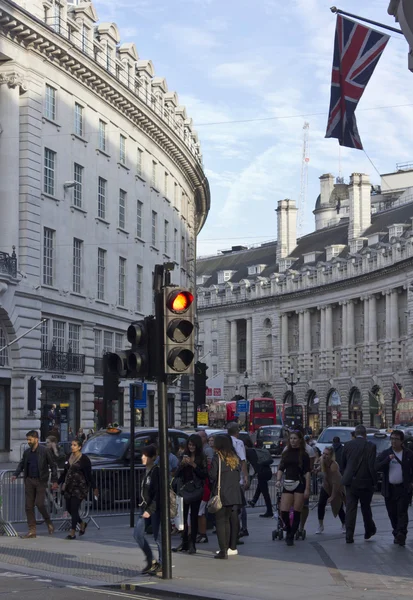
[{"xmin": 330, "ymin": 6, "xmax": 403, "ymax": 35}]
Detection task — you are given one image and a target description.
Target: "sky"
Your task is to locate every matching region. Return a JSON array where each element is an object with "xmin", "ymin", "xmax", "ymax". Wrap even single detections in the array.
[{"xmin": 93, "ymin": 0, "xmax": 413, "ymax": 257}]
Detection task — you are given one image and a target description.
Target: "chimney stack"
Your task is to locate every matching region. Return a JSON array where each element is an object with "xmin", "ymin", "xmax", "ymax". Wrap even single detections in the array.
[
  {"xmin": 348, "ymin": 173, "xmax": 371, "ymax": 240},
  {"xmin": 276, "ymin": 199, "xmax": 297, "ymax": 264}
]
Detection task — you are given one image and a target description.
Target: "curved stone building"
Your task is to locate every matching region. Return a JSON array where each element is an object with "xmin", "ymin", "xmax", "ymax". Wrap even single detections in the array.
[{"xmin": 0, "ymin": 0, "xmax": 210, "ymax": 459}]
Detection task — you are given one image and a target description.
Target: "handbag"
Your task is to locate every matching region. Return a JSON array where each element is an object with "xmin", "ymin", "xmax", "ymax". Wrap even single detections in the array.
[
  {"xmin": 283, "ymin": 479, "xmax": 300, "ymax": 492},
  {"xmin": 169, "ymin": 486, "xmax": 178, "ymax": 518},
  {"xmin": 180, "ymin": 479, "xmax": 204, "ymax": 504},
  {"xmin": 207, "ymin": 456, "xmax": 222, "ymax": 514}
]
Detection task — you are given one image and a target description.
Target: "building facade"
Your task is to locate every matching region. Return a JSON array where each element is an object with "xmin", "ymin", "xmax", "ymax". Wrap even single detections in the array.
[
  {"xmin": 197, "ymin": 167, "xmax": 413, "ymax": 432},
  {"xmin": 0, "ymin": 0, "xmax": 209, "ymax": 459}
]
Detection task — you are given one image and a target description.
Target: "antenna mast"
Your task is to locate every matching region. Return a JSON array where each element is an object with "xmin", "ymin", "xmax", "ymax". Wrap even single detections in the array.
[{"xmin": 298, "ymin": 122, "xmax": 310, "ymax": 234}]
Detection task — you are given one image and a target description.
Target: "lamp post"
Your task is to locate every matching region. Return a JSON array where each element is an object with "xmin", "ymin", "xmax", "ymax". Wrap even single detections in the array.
[
  {"xmin": 243, "ymin": 371, "xmax": 250, "ymax": 431},
  {"xmin": 284, "ymin": 368, "xmax": 300, "ymax": 423}
]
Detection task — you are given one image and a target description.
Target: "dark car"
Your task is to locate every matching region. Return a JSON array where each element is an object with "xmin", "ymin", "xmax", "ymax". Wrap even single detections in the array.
[
  {"xmin": 82, "ymin": 427, "xmax": 189, "ymax": 508},
  {"xmin": 255, "ymin": 425, "xmax": 289, "ymax": 456},
  {"xmin": 367, "ymin": 432, "xmax": 391, "ymax": 492}
]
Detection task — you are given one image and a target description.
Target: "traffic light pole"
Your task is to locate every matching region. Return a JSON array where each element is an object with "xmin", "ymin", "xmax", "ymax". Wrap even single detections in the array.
[
  {"xmin": 154, "ymin": 265, "xmax": 172, "ymax": 580},
  {"xmin": 129, "ymin": 389, "xmax": 136, "ymax": 528}
]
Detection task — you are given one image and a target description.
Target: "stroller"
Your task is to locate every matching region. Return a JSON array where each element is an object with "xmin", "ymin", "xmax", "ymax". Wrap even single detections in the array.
[{"xmin": 271, "ymin": 489, "xmax": 307, "ymax": 541}]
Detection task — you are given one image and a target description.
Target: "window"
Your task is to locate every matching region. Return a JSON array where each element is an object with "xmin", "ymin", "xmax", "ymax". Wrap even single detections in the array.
[
  {"xmin": 164, "ymin": 220, "xmax": 169, "ymax": 255},
  {"xmin": 97, "ymin": 248, "xmax": 106, "ymax": 300},
  {"xmin": 73, "ymin": 163, "xmax": 83, "ymax": 207},
  {"xmin": 72, "ymin": 238, "xmax": 82, "ymax": 293},
  {"xmin": 74, "ymin": 102, "xmax": 84, "ymax": 137},
  {"xmin": 212, "ymin": 340, "xmax": 218, "ymax": 355},
  {"xmin": 98, "ymin": 120, "xmax": 106, "ymax": 152},
  {"xmin": 136, "ymin": 265, "xmax": 143, "ymax": 311},
  {"xmin": 81, "ymin": 24, "xmax": 88, "ymax": 53},
  {"xmin": 94, "ymin": 329, "xmax": 102, "ymax": 356},
  {"xmin": 118, "ymin": 258, "xmax": 126, "ymax": 306},
  {"xmin": 119, "ymin": 189, "xmax": 126, "ymax": 229},
  {"xmin": 212, "ymin": 365, "xmax": 218, "ymax": 376},
  {"xmin": 52, "ymin": 1, "xmax": 61, "ymax": 33},
  {"xmin": 106, "ymin": 44, "xmax": 112, "ymax": 71},
  {"xmin": 52, "ymin": 320, "xmax": 65, "ymax": 352},
  {"xmin": 44, "ymin": 85, "xmax": 56, "ymax": 120},
  {"xmin": 115, "ymin": 333, "xmax": 123, "ymax": 351},
  {"xmin": 181, "ymin": 235, "xmax": 186, "ymax": 265},
  {"xmin": 43, "ymin": 228, "xmax": 54, "ymax": 286},
  {"xmin": 212, "ymin": 319, "xmax": 217, "ymax": 330},
  {"xmin": 103, "ymin": 331, "xmax": 113, "ymax": 353},
  {"xmin": 151, "ymin": 160, "xmax": 157, "ymax": 188},
  {"xmin": 0, "ymin": 326, "xmax": 8, "ymax": 366},
  {"xmin": 41, "ymin": 319, "xmax": 49, "ymax": 350},
  {"xmin": 44, "ymin": 148, "xmax": 56, "ymax": 196},
  {"xmin": 137, "ymin": 148, "xmax": 143, "ymax": 177},
  {"xmin": 136, "ymin": 200, "xmax": 143, "ymax": 238},
  {"xmin": 174, "ymin": 228, "xmax": 178, "ymax": 261},
  {"xmin": 152, "ymin": 211, "xmax": 157, "ymax": 246},
  {"xmin": 68, "ymin": 323, "xmax": 80, "ymax": 354},
  {"xmin": 164, "ymin": 171, "xmax": 168, "ymax": 197},
  {"xmin": 120, "ymin": 135, "xmax": 126, "ymax": 165},
  {"xmin": 98, "ymin": 177, "xmax": 107, "ymax": 219}
]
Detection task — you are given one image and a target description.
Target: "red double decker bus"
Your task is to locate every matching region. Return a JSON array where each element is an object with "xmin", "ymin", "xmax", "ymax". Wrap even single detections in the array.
[{"xmin": 249, "ymin": 398, "xmax": 277, "ymax": 433}]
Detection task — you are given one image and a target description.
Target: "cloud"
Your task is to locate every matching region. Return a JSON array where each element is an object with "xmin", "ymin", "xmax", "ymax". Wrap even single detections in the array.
[
  {"xmin": 157, "ymin": 23, "xmax": 220, "ymax": 50},
  {"xmin": 210, "ymin": 61, "xmax": 274, "ymax": 89}
]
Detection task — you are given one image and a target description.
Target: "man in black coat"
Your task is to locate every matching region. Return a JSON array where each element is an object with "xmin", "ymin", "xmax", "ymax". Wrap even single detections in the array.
[
  {"xmin": 341, "ymin": 425, "xmax": 377, "ymax": 544},
  {"xmin": 12, "ymin": 430, "xmax": 58, "ymax": 538},
  {"xmin": 375, "ymin": 430, "xmax": 413, "ymax": 546}
]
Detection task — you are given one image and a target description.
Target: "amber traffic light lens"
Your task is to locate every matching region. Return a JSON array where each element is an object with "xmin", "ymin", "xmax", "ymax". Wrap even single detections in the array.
[{"xmin": 168, "ymin": 291, "xmax": 194, "ymax": 313}]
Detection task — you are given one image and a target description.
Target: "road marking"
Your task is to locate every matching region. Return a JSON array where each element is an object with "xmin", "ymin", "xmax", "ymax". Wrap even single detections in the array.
[
  {"xmin": 311, "ymin": 541, "xmax": 349, "ymax": 587},
  {"xmin": 67, "ymin": 585, "xmax": 159, "ymax": 599},
  {"xmin": 0, "ymin": 572, "xmax": 52, "ymax": 583}
]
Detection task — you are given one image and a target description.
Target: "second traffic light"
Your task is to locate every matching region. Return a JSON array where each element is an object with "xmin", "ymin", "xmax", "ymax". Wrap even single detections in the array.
[
  {"xmin": 163, "ymin": 286, "xmax": 195, "ymax": 374},
  {"xmin": 106, "ymin": 316, "xmax": 155, "ymax": 379}
]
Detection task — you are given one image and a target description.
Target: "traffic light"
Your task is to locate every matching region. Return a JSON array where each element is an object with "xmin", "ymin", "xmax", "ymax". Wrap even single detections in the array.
[
  {"xmin": 106, "ymin": 317, "xmax": 154, "ymax": 379},
  {"xmin": 163, "ymin": 286, "xmax": 195, "ymax": 374}
]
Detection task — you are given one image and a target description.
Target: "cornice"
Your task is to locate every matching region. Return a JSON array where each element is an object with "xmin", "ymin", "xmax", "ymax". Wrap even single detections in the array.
[{"xmin": 0, "ymin": 0, "xmax": 210, "ymax": 232}]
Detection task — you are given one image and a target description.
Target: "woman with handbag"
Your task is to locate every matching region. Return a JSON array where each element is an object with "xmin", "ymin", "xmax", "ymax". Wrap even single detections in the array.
[
  {"xmin": 172, "ymin": 434, "xmax": 207, "ymax": 555},
  {"xmin": 275, "ymin": 430, "xmax": 311, "ymax": 546},
  {"xmin": 209, "ymin": 435, "xmax": 242, "ymax": 559},
  {"xmin": 316, "ymin": 446, "xmax": 346, "ymax": 534},
  {"xmin": 58, "ymin": 438, "xmax": 98, "ymax": 540}
]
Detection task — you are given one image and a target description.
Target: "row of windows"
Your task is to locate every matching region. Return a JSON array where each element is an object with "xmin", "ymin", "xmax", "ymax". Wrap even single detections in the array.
[
  {"xmin": 43, "ymin": 229, "xmax": 146, "ymax": 311},
  {"xmin": 94, "ymin": 329, "xmax": 124, "ymax": 356},
  {"xmin": 44, "ymin": 85, "xmax": 186, "ymax": 202},
  {"xmin": 41, "ymin": 319, "xmax": 81, "ymax": 354}
]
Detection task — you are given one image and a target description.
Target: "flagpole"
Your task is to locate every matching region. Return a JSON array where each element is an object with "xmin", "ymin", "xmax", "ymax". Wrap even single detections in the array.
[{"xmin": 330, "ymin": 6, "xmax": 403, "ymax": 35}]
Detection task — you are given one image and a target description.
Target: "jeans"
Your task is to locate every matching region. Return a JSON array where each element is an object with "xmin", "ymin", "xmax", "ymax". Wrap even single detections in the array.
[
  {"xmin": 385, "ymin": 484, "xmax": 410, "ymax": 538},
  {"xmin": 215, "ymin": 506, "xmax": 239, "ymax": 552},
  {"xmin": 318, "ymin": 487, "xmax": 345, "ymax": 524},
  {"xmin": 133, "ymin": 512, "xmax": 162, "ymax": 564},
  {"xmin": 66, "ymin": 496, "xmax": 83, "ymax": 531},
  {"xmin": 25, "ymin": 478, "xmax": 51, "ymax": 530},
  {"xmin": 183, "ymin": 499, "xmax": 201, "ymax": 545},
  {"xmin": 252, "ymin": 475, "xmax": 273, "ymax": 514},
  {"xmin": 345, "ymin": 485, "xmax": 375, "ymax": 537}
]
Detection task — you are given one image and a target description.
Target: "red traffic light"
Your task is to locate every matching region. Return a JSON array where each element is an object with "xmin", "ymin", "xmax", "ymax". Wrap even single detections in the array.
[{"xmin": 167, "ymin": 290, "xmax": 194, "ymax": 314}]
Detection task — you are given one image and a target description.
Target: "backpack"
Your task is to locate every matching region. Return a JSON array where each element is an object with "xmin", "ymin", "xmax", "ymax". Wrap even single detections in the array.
[{"xmin": 255, "ymin": 448, "xmax": 273, "ymax": 467}]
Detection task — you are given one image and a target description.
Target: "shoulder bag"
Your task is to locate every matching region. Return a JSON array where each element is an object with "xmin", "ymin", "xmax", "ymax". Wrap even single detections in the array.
[{"xmin": 207, "ymin": 457, "xmax": 223, "ymax": 514}]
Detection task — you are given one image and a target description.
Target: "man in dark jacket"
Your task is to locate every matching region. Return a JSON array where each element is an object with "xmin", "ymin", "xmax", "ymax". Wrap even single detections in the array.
[
  {"xmin": 375, "ymin": 430, "xmax": 413, "ymax": 546},
  {"xmin": 12, "ymin": 430, "xmax": 58, "ymax": 538},
  {"xmin": 341, "ymin": 425, "xmax": 377, "ymax": 544},
  {"xmin": 332, "ymin": 436, "xmax": 344, "ymax": 473}
]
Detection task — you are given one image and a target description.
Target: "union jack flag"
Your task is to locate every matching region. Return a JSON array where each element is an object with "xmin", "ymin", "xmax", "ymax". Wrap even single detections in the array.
[{"xmin": 325, "ymin": 15, "xmax": 389, "ymax": 150}]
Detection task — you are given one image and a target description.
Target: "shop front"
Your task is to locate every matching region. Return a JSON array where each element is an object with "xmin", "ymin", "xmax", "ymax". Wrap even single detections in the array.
[
  {"xmin": 326, "ymin": 389, "xmax": 341, "ymax": 426},
  {"xmin": 348, "ymin": 387, "xmax": 363, "ymax": 425},
  {"xmin": 93, "ymin": 386, "xmax": 124, "ymax": 430},
  {"xmin": 40, "ymin": 381, "xmax": 80, "ymax": 442},
  {"xmin": 306, "ymin": 390, "xmax": 320, "ymax": 433},
  {"xmin": 0, "ymin": 378, "xmax": 10, "ymax": 452}
]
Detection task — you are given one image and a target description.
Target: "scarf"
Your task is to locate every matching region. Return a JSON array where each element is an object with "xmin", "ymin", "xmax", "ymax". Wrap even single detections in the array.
[{"xmin": 69, "ymin": 452, "xmax": 82, "ymax": 466}]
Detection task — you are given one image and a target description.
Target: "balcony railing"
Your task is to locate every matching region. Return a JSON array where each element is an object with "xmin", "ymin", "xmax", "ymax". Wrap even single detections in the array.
[
  {"xmin": 0, "ymin": 247, "xmax": 17, "ymax": 279},
  {"xmin": 41, "ymin": 349, "xmax": 85, "ymax": 373}
]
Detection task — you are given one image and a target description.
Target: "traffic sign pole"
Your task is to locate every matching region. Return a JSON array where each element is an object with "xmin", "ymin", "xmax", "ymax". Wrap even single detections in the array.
[{"xmin": 129, "ymin": 385, "xmax": 136, "ymax": 528}]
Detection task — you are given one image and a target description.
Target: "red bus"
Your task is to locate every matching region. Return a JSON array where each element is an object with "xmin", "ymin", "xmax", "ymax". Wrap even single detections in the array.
[{"xmin": 249, "ymin": 398, "xmax": 277, "ymax": 433}]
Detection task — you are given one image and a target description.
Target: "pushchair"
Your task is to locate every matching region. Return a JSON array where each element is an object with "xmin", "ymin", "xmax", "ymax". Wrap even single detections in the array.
[{"xmin": 271, "ymin": 489, "xmax": 307, "ymax": 541}]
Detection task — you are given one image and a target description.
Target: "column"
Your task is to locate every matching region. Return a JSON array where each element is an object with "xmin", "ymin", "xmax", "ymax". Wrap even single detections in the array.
[
  {"xmin": 385, "ymin": 291, "xmax": 392, "ymax": 365},
  {"xmin": 298, "ymin": 311, "xmax": 305, "ymax": 374},
  {"xmin": 281, "ymin": 314, "xmax": 289, "ymax": 374},
  {"xmin": 391, "ymin": 290, "xmax": 400, "ymax": 363},
  {"xmin": 81, "ymin": 322, "xmax": 96, "ymax": 430},
  {"xmin": 0, "ymin": 72, "xmax": 24, "ymax": 253},
  {"xmin": 246, "ymin": 318, "xmax": 252, "ymax": 374},
  {"xmin": 319, "ymin": 307, "xmax": 325, "ymax": 372},
  {"xmin": 325, "ymin": 305, "xmax": 333, "ymax": 374},
  {"xmin": 369, "ymin": 295, "xmax": 377, "ymax": 369},
  {"xmin": 230, "ymin": 320, "xmax": 237, "ymax": 372},
  {"xmin": 347, "ymin": 300, "xmax": 355, "ymax": 372},
  {"xmin": 341, "ymin": 302, "xmax": 347, "ymax": 371},
  {"xmin": 303, "ymin": 310, "xmax": 311, "ymax": 375}
]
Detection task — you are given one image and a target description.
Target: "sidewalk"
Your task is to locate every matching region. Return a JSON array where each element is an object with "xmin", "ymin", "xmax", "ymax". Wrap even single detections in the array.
[{"xmin": 0, "ymin": 503, "xmax": 412, "ymax": 599}]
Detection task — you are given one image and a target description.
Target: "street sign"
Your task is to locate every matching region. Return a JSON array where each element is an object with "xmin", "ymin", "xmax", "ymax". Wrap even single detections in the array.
[
  {"xmin": 197, "ymin": 411, "xmax": 209, "ymax": 426},
  {"xmin": 237, "ymin": 400, "xmax": 248, "ymax": 413},
  {"xmin": 130, "ymin": 382, "xmax": 147, "ymax": 409},
  {"xmin": 181, "ymin": 392, "xmax": 190, "ymax": 402}
]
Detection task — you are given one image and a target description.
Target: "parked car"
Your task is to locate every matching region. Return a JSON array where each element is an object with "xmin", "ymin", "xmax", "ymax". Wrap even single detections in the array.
[
  {"xmin": 316, "ymin": 426, "xmax": 379, "ymax": 452},
  {"xmin": 255, "ymin": 425, "xmax": 289, "ymax": 456}
]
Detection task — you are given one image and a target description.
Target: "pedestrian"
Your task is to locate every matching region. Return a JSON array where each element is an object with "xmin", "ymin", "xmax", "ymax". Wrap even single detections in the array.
[
  {"xmin": 68, "ymin": 427, "xmax": 74, "ymax": 442},
  {"xmin": 332, "ymin": 436, "xmax": 344, "ymax": 473},
  {"xmin": 341, "ymin": 424, "xmax": 377, "ymax": 544},
  {"xmin": 172, "ymin": 434, "xmax": 207, "ymax": 554},
  {"xmin": 245, "ymin": 438, "xmax": 274, "ymax": 518},
  {"xmin": 12, "ymin": 430, "xmax": 58, "ymax": 538},
  {"xmin": 133, "ymin": 444, "xmax": 162, "ymax": 574},
  {"xmin": 316, "ymin": 446, "xmax": 346, "ymax": 534},
  {"xmin": 275, "ymin": 430, "xmax": 311, "ymax": 546},
  {"xmin": 210, "ymin": 434, "xmax": 242, "ymax": 559},
  {"xmin": 154, "ymin": 439, "xmax": 179, "ymax": 478},
  {"xmin": 227, "ymin": 423, "xmax": 249, "ymax": 538},
  {"xmin": 375, "ymin": 430, "xmax": 413, "ymax": 546},
  {"xmin": 58, "ymin": 438, "xmax": 98, "ymax": 540},
  {"xmin": 87, "ymin": 428, "xmax": 95, "ymax": 439},
  {"xmin": 77, "ymin": 428, "xmax": 86, "ymax": 443},
  {"xmin": 196, "ymin": 430, "xmax": 213, "ymax": 544},
  {"xmin": 198, "ymin": 430, "xmax": 214, "ymax": 464},
  {"xmin": 48, "ymin": 404, "xmax": 57, "ymax": 430},
  {"xmin": 46, "ymin": 435, "xmax": 66, "ymax": 468}
]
